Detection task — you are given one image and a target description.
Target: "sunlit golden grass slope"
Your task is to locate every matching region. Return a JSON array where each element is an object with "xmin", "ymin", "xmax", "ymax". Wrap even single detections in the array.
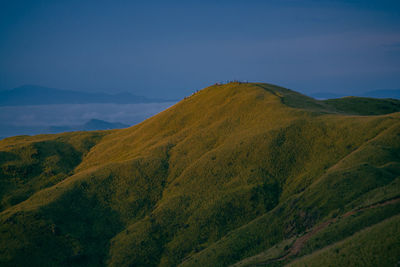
[{"xmin": 0, "ymin": 82, "xmax": 399, "ymax": 266}]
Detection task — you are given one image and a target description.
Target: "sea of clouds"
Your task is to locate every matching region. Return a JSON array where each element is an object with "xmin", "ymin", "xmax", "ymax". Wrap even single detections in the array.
[{"xmin": 0, "ymin": 102, "xmax": 176, "ymax": 138}]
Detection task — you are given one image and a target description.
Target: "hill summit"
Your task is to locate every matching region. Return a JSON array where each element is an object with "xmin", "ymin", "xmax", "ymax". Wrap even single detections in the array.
[{"xmin": 0, "ymin": 82, "xmax": 399, "ymax": 266}]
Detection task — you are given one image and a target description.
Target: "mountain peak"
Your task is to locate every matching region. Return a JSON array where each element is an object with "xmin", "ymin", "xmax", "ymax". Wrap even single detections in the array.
[
  {"xmin": 0, "ymin": 82, "xmax": 399, "ymax": 266},
  {"xmin": 193, "ymin": 82, "xmax": 400, "ymax": 116}
]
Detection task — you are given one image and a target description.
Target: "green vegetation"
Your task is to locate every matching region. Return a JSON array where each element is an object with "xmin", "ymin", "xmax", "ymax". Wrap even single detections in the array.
[
  {"xmin": 288, "ymin": 214, "xmax": 400, "ymax": 267},
  {"xmin": 0, "ymin": 131, "xmax": 106, "ymax": 211},
  {"xmin": 323, "ymin": 96, "xmax": 400, "ymax": 115},
  {"xmin": 299, "ymin": 199, "xmax": 400, "ymax": 257},
  {"xmin": 0, "ymin": 82, "xmax": 399, "ymax": 266}
]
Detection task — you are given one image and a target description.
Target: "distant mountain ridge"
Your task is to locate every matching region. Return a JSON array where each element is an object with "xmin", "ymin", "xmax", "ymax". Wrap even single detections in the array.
[
  {"xmin": 0, "ymin": 119, "xmax": 129, "ymax": 140},
  {"xmin": 0, "ymin": 85, "xmax": 173, "ymax": 106},
  {"xmin": 309, "ymin": 89, "xmax": 400, "ymax": 100},
  {"xmin": 362, "ymin": 89, "xmax": 400, "ymax": 99},
  {"xmin": 47, "ymin": 119, "xmax": 129, "ymax": 133}
]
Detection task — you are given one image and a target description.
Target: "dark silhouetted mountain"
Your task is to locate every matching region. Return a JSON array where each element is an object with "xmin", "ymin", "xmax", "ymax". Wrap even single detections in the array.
[
  {"xmin": 0, "ymin": 120, "xmax": 129, "ymax": 140},
  {"xmin": 309, "ymin": 89, "xmax": 400, "ymax": 100},
  {"xmin": 81, "ymin": 119, "xmax": 128, "ymax": 130},
  {"xmin": 0, "ymin": 85, "xmax": 172, "ymax": 106},
  {"xmin": 362, "ymin": 89, "xmax": 400, "ymax": 99},
  {"xmin": 308, "ymin": 92, "xmax": 343, "ymax": 99},
  {"xmin": 47, "ymin": 119, "xmax": 129, "ymax": 133}
]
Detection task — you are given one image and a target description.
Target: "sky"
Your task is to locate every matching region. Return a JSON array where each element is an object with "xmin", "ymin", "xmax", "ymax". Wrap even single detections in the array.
[{"xmin": 1, "ymin": 0, "xmax": 400, "ymax": 98}]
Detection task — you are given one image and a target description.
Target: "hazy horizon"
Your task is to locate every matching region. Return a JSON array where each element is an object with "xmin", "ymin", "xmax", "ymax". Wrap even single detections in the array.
[{"xmin": 0, "ymin": 102, "xmax": 176, "ymax": 138}]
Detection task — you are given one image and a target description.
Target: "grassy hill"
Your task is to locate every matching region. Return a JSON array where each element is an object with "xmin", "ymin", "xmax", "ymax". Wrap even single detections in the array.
[{"xmin": 0, "ymin": 82, "xmax": 399, "ymax": 266}]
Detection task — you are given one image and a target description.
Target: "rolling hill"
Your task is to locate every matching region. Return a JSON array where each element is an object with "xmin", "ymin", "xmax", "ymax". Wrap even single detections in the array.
[{"xmin": 0, "ymin": 82, "xmax": 399, "ymax": 266}]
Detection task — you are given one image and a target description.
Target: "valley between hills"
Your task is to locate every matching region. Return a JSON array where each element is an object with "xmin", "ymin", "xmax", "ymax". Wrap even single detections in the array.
[{"xmin": 0, "ymin": 82, "xmax": 399, "ymax": 266}]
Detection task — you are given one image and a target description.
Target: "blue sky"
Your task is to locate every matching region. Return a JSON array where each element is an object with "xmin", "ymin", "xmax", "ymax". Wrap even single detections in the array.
[{"xmin": 1, "ymin": 0, "xmax": 399, "ymax": 98}]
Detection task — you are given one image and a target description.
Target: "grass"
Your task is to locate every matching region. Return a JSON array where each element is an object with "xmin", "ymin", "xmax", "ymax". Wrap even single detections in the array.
[
  {"xmin": 230, "ymin": 237, "xmax": 295, "ymax": 266},
  {"xmin": 299, "ymin": 200, "xmax": 400, "ymax": 257},
  {"xmin": 287, "ymin": 214, "xmax": 400, "ymax": 267},
  {"xmin": 0, "ymin": 82, "xmax": 399, "ymax": 266},
  {"xmin": 323, "ymin": 96, "xmax": 400, "ymax": 115},
  {"xmin": 0, "ymin": 131, "xmax": 106, "ymax": 211}
]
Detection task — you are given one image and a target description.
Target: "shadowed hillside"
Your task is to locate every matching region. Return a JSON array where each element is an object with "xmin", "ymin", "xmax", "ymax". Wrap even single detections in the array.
[{"xmin": 0, "ymin": 82, "xmax": 399, "ymax": 266}]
